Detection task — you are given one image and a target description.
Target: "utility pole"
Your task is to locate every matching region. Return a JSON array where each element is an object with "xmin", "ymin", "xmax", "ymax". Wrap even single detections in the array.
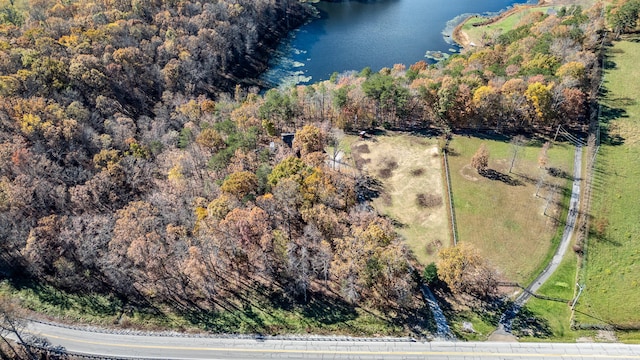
[
  {"xmin": 571, "ymin": 283, "xmax": 585, "ymax": 310},
  {"xmin": 553, "ymin": 124, "xmax": 561, "ymax": 142}
]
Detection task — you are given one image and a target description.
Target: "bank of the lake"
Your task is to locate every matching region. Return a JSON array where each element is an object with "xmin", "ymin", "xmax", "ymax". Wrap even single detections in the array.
[
  {"xmin": 264, "ymin": 0, "xmax": 533, "ymax": 87},
  {"xmin": 451, "ymin": 0, "xmax": 600, "ymax": 49},
  {"xmin": 452, "ymin": 0, "xmax": 553, "ymax": 49}
]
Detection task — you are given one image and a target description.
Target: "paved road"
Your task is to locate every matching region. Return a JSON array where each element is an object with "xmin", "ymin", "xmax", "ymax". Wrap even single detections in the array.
[{"xmin": 17, "ymin": 321, "xmax": 640, "ymax": 359}]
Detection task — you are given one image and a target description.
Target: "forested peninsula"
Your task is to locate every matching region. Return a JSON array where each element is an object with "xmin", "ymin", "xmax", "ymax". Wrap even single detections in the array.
[{"xmin": 0, "ymin": 0, "xmax": 631, "ymax": 340}]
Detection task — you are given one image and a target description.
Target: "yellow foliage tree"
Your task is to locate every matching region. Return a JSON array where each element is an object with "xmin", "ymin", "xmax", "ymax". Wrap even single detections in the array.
[
  {"xmin": 555, "ymin": 61, "xmax": 585, "ymax": 80},
  {"xmin": 196, "ymin": 128, "xmax": 225, "ymax": 150},
  {"xmin": 293, "ymin": 125, "xmax": 325, "ymax": 157},
  {"xmin": 525, "ymin": 82, "xmax": 554, "ymax": 122},
  {"xmin": 437, "ymin": 243, "xmax": 498, "ymax": 298},
  {"xmin": 221, "ymin": 171, "xmax": 258, "ymax": 199}
]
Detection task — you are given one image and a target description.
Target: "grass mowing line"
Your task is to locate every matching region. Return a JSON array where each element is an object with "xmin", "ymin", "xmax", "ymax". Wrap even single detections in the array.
[{"xmin": 576, "ymin": 40, "xmax": 640, "ymax": 332}]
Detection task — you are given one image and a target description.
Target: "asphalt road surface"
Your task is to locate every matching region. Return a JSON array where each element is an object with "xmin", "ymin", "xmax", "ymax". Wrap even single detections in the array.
[{"xmin": 18, "ymin": 321, "xmax": 640, "ymax": 360}]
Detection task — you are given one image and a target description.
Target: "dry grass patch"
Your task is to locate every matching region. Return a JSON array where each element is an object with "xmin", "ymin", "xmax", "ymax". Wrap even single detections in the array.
[
  {"xmin": 350, "ymin": 134, "xmax": 448, "ymax": 265},
  {"xmin": 377, "ymin": 157, "xmax": 399, "ymax": 179},
  {"xmin": 447, "ymin": 136, "xmax": 574, "ymax": 284},
  {"xmin": 416, "ymin": 193, "xmax": 443, "ymax": 208}
]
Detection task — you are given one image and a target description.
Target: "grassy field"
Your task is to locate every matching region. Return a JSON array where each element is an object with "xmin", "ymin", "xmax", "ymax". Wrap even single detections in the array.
[
  {"xmin": 447, "ymin": 136, "xmax": 575, "ymax": 284},
  {"xmin": 576, "ymin": 40, "xmax": 640, "ymax": 329},
  {"xmin": 460, "ymin": 6, "xmax": 555, "ymax": 47},
  {"xmin": 347, "ymin": 133, "xmax": 450, "ymax": 265},
  {"xmin": 457, "ymin": 0, "xmax": 597, "ymax": 48}
]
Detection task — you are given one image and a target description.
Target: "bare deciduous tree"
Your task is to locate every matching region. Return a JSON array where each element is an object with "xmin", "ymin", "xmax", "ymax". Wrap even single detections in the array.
[
  {"xmin": 509, "ymin": 135, "xmax": 526, "ymax": 173},
  {"xmin": 471, "ymin": 143, "xmax": 489, "ymax": 172},
  {"xmin": 0, "ymin": 296, "xmax": 38, "ymax": 360}
]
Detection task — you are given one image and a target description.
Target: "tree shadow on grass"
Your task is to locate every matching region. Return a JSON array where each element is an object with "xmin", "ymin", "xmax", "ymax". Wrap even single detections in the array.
[
  {"xmin": 479, "ymin": 169, "xmax": 523, "ymax": 186},
  {"xmin": 300, "ymin": 293, "xmax": 358, "ymax": 326},
  {"xmin": 603, "ymin": 57, "xmax": 617, "ymax": 71},
  {"xmin": 6, "ymin": 276, "xmax": 130, "ymax": 319},
  {"xmin": 511, "ymin": 172, "xmax": 538, "ymax": 185},
  {"xmin": 176, "ymin": 303, "xmax": 247, "ymax": 333},
  {"xmin": 574, "ymin": 309, "xmax": 616, "ymax": 327},
  {"xmin": 599, "ymin": 104, "xmax": 627, "ymax": 146},
  {"xmin": 547, "ymin": 167, "xmax": 574, "ymax": 181},
  {"xmin": 356, "ymin": 174, "xmax": 383, "ymax": 202},
  {"xmin": 511, "ymin": 306, "xmax": 553, "ymax": 339},
  {"xmin": 589, "ymin": 230, "xmax": 622, "ymax": 247},
  {"xmin": 177, "ymin": 286, "xmax": 363, "ymax": 334}
]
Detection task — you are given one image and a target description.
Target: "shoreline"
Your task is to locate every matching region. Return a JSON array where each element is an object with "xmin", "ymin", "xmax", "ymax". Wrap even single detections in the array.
[{"xmin": 451, "ymin": 0, "xmax": 551, "ymax": 50}]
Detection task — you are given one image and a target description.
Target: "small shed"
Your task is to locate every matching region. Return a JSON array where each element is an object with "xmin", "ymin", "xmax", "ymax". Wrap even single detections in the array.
[{"xmin": 281, "ymin": 133, "xmax": 295, "ymax": 148}]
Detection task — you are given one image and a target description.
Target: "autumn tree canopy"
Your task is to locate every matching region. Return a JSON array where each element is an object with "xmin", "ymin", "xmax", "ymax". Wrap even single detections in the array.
[{"xmin": 437, "ymin": 243, "xmax": 499, "ymax": 299}]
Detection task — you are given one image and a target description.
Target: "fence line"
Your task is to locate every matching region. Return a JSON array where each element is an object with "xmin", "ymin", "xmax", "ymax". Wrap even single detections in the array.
[
  {"xmin": 442, "ymin": 148, "xmax": 458, "ymax": 246},
  {"xmin": 497, "ymin": 282, "xmax": 570, "ymax": 303},
  {"xmin": 571, "ymin": 29, "xmax": 606, "ymax": 329}
]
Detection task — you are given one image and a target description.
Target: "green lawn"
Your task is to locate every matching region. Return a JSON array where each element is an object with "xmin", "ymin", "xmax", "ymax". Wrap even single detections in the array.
[
  {"xmin": 448, "ymin": 136, "xmax": 574, "ymax": 284},
  {"xmin": 577, "ymin": 40, "xmax": 640, "ymax": 328}
]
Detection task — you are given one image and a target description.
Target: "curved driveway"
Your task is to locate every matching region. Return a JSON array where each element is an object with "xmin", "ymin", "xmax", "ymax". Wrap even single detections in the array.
[
  {"xmin": 517, "ymin": 144, "xmax": 583, "ymax": 305},
  {"xmin": 16, "ymin": 320, "xmax": 640, "ymax": 360},
  {"xmin": 498, "ymin": 145, "xmax": 583, "ymax": 333}
]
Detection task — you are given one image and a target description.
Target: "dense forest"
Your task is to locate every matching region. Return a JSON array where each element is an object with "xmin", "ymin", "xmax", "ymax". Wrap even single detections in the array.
[
  {"xmin": 0, "ymin": 0, "xmax": 421, "ymax": 325},
  {"xmin": 0, "ymin": 0, "xmax": 634, "ymax": 336}
]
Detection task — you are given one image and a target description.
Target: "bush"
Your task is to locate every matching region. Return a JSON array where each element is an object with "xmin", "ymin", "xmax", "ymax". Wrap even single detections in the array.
[{"xmin": 423, "ymin": 262, "xmax": 439, "ymax": 285}]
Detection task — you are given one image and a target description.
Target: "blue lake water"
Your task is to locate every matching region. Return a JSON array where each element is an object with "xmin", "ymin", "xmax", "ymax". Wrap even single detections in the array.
[{"xmin": 263, "ymin": 0, "xmax": 530, "ymax": 87}]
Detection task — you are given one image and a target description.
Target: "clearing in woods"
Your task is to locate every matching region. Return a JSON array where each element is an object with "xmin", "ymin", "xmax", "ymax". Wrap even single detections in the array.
[{"xmin": 349, "ymin": 134, "xmax": 450, "ymax": 265}]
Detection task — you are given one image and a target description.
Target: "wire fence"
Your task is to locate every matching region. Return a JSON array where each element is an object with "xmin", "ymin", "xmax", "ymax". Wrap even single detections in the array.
[
  {"xmin": 442, "ymin": 148, "xmax": 458, "ymax": 246},
  {"xmin": 570, "ymin": 27, "xmax": 606, "ymax": 330}
]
